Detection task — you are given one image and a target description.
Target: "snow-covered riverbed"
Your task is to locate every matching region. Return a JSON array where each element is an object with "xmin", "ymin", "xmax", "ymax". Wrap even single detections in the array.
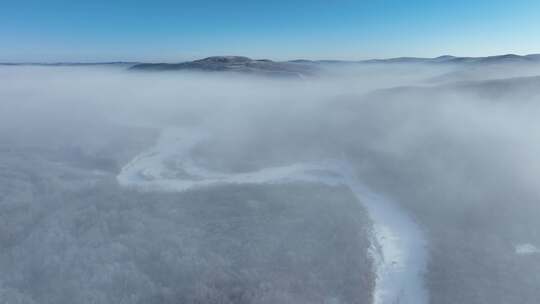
[{"xmin": 117, "ymin": 127, "xmax": 429, "ymax": 304}]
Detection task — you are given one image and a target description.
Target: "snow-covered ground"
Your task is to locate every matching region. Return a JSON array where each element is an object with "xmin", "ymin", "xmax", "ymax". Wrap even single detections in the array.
[
  {"xmin": 515, "ymin": 243, "xmax": 540, "ymax": 255},
  {"xmin": 117, "ymin": 127, "xmax": 429, "ymax": 304}
]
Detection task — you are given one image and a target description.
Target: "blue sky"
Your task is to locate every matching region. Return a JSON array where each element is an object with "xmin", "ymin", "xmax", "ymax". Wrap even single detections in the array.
[{"xmin": 1, "ymin": 0, "xmax": 539, "ymax": 62}]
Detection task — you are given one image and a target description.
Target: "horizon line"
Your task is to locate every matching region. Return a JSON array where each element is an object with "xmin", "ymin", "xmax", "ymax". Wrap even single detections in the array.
[{"xmin": 1, "ymin": 52, "xmax": 540, "ymax": 65}]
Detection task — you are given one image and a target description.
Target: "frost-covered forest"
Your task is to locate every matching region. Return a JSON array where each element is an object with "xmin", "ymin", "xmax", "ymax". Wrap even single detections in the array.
[{"xmin": 1, "ymin": 60, "xmax": 540, "ymax": 303}]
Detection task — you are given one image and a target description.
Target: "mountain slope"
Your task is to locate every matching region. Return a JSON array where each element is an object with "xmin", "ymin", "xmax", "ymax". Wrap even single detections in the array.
[{"xmin": 130, "ymin": 56, "xmax": 317, "ymax": 78}]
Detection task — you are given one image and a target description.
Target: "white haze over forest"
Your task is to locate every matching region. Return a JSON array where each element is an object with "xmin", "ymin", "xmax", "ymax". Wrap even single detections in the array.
[{"xmin": 1, "ymin": 60, "xmax": 540, "ymax": 304}]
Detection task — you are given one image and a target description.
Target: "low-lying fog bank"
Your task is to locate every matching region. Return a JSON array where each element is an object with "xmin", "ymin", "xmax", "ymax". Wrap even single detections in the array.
[{"xmin": 1, "ymin": 60, "xmax": 540, "ymax": 303}]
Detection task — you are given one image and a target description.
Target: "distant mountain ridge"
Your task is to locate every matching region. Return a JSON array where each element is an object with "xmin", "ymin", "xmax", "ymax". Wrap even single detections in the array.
[
  {"xmin": 359, "ymin": 54, "xmax": 540, "ymax": 65},
  {"xmin": 3, "ymin": 54, "xmax": 540, "ymax": 67},
  {"xmin": 127, "ymin": 54, "xmax": 540, "ymax": 77},
  {"xmin": 287, "ymin": 54, "xmax": 540, "ymax": 65},
  {"xmin": 129, "ymin": 56, "xmax": 316, "ymax": 78},
  {"xmin": 3, "ymin": 54, "xmax": 540, "ymax": 78}
]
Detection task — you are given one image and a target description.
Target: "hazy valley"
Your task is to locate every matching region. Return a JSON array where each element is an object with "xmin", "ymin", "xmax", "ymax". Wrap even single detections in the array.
[{"xmin": 1, "ymin": 55, "xmax": 540, "ymax": 303}]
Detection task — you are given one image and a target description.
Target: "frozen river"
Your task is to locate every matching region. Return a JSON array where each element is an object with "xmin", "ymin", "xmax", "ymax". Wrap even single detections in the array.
[{"xmin": 117, "ymin": 127, "xmax": 429, "ymax": 304}]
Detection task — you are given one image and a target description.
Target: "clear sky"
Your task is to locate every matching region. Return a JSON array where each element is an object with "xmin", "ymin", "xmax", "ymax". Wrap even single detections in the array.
[{"xmin": 1, "ymin": 0, "xmax": 540, "ymax": 62}]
